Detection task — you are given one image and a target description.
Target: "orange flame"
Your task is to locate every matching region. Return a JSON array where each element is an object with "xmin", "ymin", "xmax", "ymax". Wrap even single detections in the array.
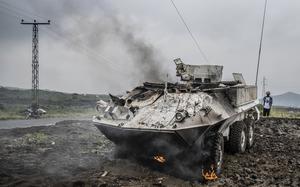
[
  {"xmin": 153, "ymin": 155, "xmax": 166, "ymax": 163},
  {"xmin": 202, "ymin": 165, "xmax": 218, "ymax": 180}
]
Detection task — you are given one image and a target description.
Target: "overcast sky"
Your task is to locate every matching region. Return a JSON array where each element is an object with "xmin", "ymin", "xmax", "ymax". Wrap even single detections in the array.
[{"xmin": 0, "ymin": 0, "xmax": 299, "ymax": 96}]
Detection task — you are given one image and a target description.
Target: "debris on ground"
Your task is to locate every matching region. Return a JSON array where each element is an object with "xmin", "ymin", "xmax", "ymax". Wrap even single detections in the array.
[{"xmin": 101, "ymin": 171, "xmax": 109, "ymax": 177}]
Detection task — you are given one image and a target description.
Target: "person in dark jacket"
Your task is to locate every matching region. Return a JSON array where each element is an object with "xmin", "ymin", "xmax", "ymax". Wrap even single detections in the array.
[{"xmin": 263, "ymin": 91, "xmax": 273, "ymax": 116}]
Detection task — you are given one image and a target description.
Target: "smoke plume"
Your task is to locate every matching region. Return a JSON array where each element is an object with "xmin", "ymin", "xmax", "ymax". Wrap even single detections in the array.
[
  {"xmin": 53, "ymin": 1, "xmax": 166, "ymax": 84},
  {"xmin": 113, "ymin": 20, "xmax": 165, "ymax": 82}
]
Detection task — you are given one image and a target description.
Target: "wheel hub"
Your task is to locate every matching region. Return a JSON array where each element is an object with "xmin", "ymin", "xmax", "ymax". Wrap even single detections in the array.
[
  {"xmin": 241, "ymin": 130, "xmax": 246, "ymax": 151},
  {"xmin": 249, "ymin": 126, "xmax": 254, "ymax": 144}
]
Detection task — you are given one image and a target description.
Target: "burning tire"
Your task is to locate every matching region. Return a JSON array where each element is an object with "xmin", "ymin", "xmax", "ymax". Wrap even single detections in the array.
[
  {"xmin": 244, "ymin": 118, "xmax": 255, "ymax": 149},
  {"xmin": 228, "ymin": 121, "xmax": 247, "ymax": 153},
  {"xmin": 203, "ymin": 132, "xmax": 224, "ymax": 177}
]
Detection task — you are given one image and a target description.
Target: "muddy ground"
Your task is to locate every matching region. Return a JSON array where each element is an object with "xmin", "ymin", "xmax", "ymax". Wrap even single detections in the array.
[{"xmin": 0, "ymin": 118, "xmax": 299, "ymax": 187}]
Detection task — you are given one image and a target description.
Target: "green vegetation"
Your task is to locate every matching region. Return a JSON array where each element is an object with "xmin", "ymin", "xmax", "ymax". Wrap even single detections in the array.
[
  {"xmin": 0, "ymin": 86, "xmax": 109, "ymax": 120},
  {"xmin": 269, "ymin": 106, "xmax": 300, "ymax": 119},
  {"xmin": 24, "ymin": 132, "xmax": 49, "ymax": 144},
  {"xmin": 258, "ymin": 104, "xmax": 300, "ymax": 119}
]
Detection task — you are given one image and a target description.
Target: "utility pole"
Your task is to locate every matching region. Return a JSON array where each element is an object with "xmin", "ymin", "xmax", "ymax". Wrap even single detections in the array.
[
  {"xmin": 21, "ymin": 19, "xmax": 50, "ymax": 118},
  {"xmin": 262, "ymin": 76, "xmax": 267, "ymax": 98}
]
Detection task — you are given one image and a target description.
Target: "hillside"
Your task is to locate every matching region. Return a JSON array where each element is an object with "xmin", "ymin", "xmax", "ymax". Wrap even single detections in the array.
[
  {"xmin": 0, "ymin": 86, "xmax": 109, "ymax": 120},
  {"xmin": 272, "ymin": 92, "xmax": 300, "ymax": 108}
]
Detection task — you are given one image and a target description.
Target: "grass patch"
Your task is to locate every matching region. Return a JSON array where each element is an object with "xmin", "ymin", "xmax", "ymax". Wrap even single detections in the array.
[
  {"xmin": 24, "ymin": 132, "xmax": 49, "ymax": 144},
  {"xmin": 0, "ymin": 106, "xmax": 98, "ymax": 120},
  {"xmin": 270, "ymin": 106, "xmax": 300, "ymax": 118},
  {"xmin": 0, "ymin": 87, "xmax": 108, "ymax": 120},
  {"xmin": 258, "ymin": 104, "xmax": 300, "ymax": 119}
]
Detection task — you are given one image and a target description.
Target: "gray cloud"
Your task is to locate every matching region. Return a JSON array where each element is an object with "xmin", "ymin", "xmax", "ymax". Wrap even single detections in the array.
[{"xmin": 0, "ymin": 0, "xmax": 299, "ymax": 96}]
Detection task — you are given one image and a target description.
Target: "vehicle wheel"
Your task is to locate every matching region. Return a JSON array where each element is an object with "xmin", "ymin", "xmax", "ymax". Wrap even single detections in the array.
[
  {"xmin": 229, "ymin": 121, "xmax": 247, "ymax": 153},
  {"xmin": 244, "ymin": 119, "xmax": 255, "ymax": 148},
  {"xmin": 203, "ymin": 132, "xmax": 224, "ymax": 176}
]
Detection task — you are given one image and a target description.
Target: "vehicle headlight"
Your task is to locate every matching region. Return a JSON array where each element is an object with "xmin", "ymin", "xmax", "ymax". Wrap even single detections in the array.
[{"xmin": 175, "ymin": 111, "xmax": 187, "ymax": 122}]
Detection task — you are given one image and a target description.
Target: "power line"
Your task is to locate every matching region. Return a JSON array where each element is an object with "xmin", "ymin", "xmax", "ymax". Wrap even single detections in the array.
[
  {"xmin": 44, "ymin": 27, "xmax": 126, "ymax": 73},
  {"xmin": 169, "ymin": 0, "xmax": 209, "ymax": 63},
  {"xmin": 0, "ymin": 1, "xmax": 43, "ymax": 20},
  {"xmin": 255, "ymin": 0, "xmax": 268, "ymax": 86},
  {"xmin": 0, "ymin": 1, "xmax": 127, "ymax": 75},
  {"xmin": 0, "ymin": 2, "xmax": 30, "ymax": 19}
]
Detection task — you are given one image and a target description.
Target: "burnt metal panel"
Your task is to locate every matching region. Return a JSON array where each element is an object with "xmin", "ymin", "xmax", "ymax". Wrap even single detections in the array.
[
  {"xmin": 228, "ymin": 86, "xmax": 257, "ymax": 106},
  {"xmin": 175, "ymin": 125, "xmax": 210, "ymax": 146}
]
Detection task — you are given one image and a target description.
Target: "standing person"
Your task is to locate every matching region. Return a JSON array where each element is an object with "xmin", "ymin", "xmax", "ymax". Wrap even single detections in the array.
[{"xmin": 263, "ymin": 91, "xmax": 273, "ymax": 117}]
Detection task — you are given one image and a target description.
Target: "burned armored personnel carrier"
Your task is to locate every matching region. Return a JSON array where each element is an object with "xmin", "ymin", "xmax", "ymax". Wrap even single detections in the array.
[{"xmin": 93, "ymin": 58, "xmax": 259, "ymax": 180}]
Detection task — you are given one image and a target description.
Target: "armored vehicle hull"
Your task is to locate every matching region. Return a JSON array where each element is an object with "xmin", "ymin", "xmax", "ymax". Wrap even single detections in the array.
[{"xmin": 93, "ymin": 59, "xmax": 260, "ymax": 180}]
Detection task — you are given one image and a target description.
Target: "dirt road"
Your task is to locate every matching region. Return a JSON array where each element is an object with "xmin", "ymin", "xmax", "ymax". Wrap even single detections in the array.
[
  {"xmin": 0, "ymin": 118, "xmax": 299, "ymax": 186},
  {"xmin": 0, "ymin": 117, "xmax": 91, "ymax": 129}
]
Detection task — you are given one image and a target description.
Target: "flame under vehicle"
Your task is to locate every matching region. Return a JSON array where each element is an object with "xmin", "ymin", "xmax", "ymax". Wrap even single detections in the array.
[{"xmin": 93, "ymin": 58, "xmax": 259, "ymax": 180}]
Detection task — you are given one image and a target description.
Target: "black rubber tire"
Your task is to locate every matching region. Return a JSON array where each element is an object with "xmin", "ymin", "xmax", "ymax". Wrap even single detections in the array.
[
  {"xmin": 244, "ymin": 118, "xmax": 255, "ymax": 149},
  {"xmin": 203, "ymin": 132, "xmax": 224, "ymax": 176},
  {"xmin": 229, "ymin": 121, "xmax": 247, "ymax": 154}
]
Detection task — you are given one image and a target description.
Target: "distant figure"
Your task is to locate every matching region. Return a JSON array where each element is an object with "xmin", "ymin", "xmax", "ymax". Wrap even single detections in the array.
[{"xmin": 263, "ymin": 91, "xmax": 273, "ymax": 117}]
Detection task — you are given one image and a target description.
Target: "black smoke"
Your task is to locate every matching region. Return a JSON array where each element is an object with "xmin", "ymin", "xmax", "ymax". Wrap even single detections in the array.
[
  {"xmin": 113, "ymin": 20, "xmax": 165, "ymax": 82},
  {"xmin": 52, "ymin": 1, "xmax": 166, "ymax": 83}
]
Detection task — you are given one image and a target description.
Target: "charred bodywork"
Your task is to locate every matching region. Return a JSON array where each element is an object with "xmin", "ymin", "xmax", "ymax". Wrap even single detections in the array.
[{"xmin": 93, "ymin": 58, "xmax": 259, "ymax": 179}]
